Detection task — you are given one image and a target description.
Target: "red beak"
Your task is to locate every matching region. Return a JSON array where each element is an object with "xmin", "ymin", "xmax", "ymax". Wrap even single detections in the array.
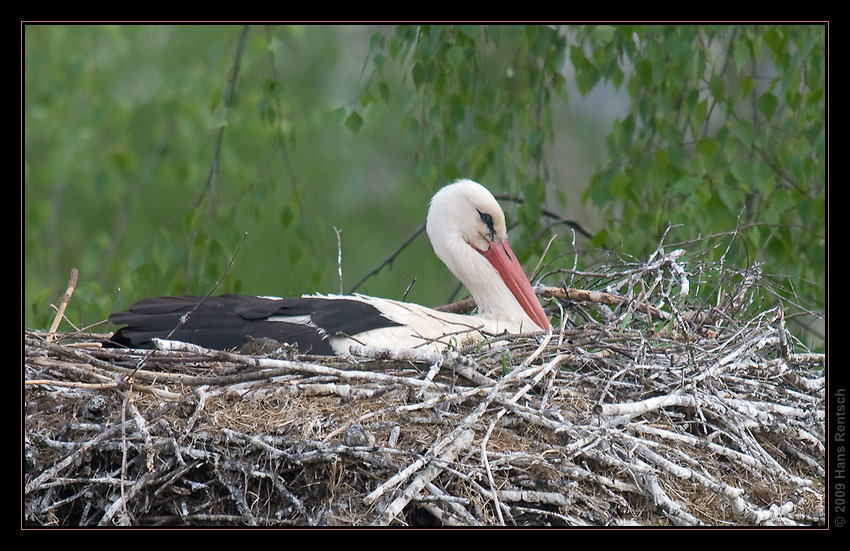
[{"xmin": 478, "ymin": 241, "xmax": 551, "ymax": 331}]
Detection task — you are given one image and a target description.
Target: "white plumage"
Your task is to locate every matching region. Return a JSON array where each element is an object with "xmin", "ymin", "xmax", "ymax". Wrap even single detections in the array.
[{"xmin": 426, "ymin": 179, "xmax": 548, "ymax": 331}]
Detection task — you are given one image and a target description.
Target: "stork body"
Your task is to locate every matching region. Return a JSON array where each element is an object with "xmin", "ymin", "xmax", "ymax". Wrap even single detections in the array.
[{"xmin": 109, "ymin": 180, "xmax": 550, "ymax": 354}]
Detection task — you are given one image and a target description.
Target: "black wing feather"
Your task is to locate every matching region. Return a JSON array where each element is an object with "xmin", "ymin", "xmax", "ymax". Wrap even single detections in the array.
[{"xmin": 108, "ymin": 294, "xmax": 399, "ymax": 354}]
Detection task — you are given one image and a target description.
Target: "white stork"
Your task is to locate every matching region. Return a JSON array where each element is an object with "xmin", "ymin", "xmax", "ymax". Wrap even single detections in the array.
[{"xmin": 109, "ymin": 179, "xmax": 551, "ymax": 355}]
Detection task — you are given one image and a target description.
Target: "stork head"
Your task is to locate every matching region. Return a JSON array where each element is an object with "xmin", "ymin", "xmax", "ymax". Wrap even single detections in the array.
[{"xmin": 426, "ymin": 179, "xmax": 551, "ymax": 331}]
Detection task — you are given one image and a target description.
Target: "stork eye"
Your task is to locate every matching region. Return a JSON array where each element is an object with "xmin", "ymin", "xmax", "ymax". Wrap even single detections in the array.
[{"xmin": 477, "ymin": 210, "xmax": 495, "ymax": 237}]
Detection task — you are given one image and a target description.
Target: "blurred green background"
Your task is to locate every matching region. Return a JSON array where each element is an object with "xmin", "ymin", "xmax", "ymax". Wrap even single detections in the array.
[{"xmin": 23, "ymin": 25, "xmax": 825, "ymax": 349}]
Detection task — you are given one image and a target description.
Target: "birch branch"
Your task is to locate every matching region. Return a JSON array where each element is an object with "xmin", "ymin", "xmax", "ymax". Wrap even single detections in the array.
[
  {"xmin": 47, "ymin": 268, "xmax": 79, "ymax": 342},
  {"xmin": 371, "ymin": 429, "xmax": 475, "ymax": 526}
]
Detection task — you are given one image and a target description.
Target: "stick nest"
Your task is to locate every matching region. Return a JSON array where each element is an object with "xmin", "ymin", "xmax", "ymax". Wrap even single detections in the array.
[{"xmin": 24, "ymin": 247, "xmax": 825, "ymax": 526}]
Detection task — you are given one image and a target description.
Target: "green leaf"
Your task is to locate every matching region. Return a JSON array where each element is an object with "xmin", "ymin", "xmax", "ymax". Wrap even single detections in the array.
[
  {"xmin": 764, "ymin": 26, "xmax": 785, "ymax": 57},
  {"xmin": 673, "ymin": 175, "xmax": 701, "ymax": 195},
  {"xmin": 110, "ymin": 150, "xmax": 138, "ymax": 174},
  {"xmin": 360, "ymin": 91, "xmax": 377, "ymax": 108},
  {"xmin": 344, "ymin": 111, "xmax": 363, "ymax": 134},
  {"xmin": 636, "ymin": 59, "xmax": 652, "ymax": 85},
  {"xmin": 708, "ymin": 74, "xmax": 725, "ymax": 102},
  {"xmin": 730, "ymin": 160, "xmax": 755, "ymax": 185},
  {"xmin": 570, "ymin": 45, "xmax": 599, "ymax": 96},
  {"xmin": 739, "ymin": 76, "xmax": 755, "ymax": 99},
  {"xmin": 609, "ymin": 170, "xmax": 630, "ymax": 200},
  {"xmin": 757, "ymin": 92, "xmax": 778, "ymax": 119},
  {"xmin": 446, "ymin": 45, "xmax": 464, "ymax": 68},
  {"xmin": 473, "ymin": 115, "xmax": 491, "ymax": 133},
  {"xmin": 718, "ymin": 184, "xmax": 743, "ymax": 213},
  {"xmin": 280, "ymin": 205, "xmax": 295, "ymax": 230},
  {"xmin": 732, "ymin": 39, "xmax": 750, "ymax": 72},
  {"xmin": 590, "ymin": 25, "xmax": 616, "ymax": 44},
  {"xmin": 412, "ymin": 62, "xmax": 425, "ymax": 88},
  {"xmin": 696, "ymin": 139, "xmax": 719, "ymax": 163},
  {"xmin": 591, "ymin": 228, "xmax": 609, "ymax": 248},
  {"xmin": 764, "ymin": 205, "xmax": 780, "ymax": 225},
  {"xmin": 735, "ymin": 119, "xmax": 756, "ymax": 147},
  {"xmin": 683, "ymin": 191, "xmax": 703, "ymax": 210}
]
